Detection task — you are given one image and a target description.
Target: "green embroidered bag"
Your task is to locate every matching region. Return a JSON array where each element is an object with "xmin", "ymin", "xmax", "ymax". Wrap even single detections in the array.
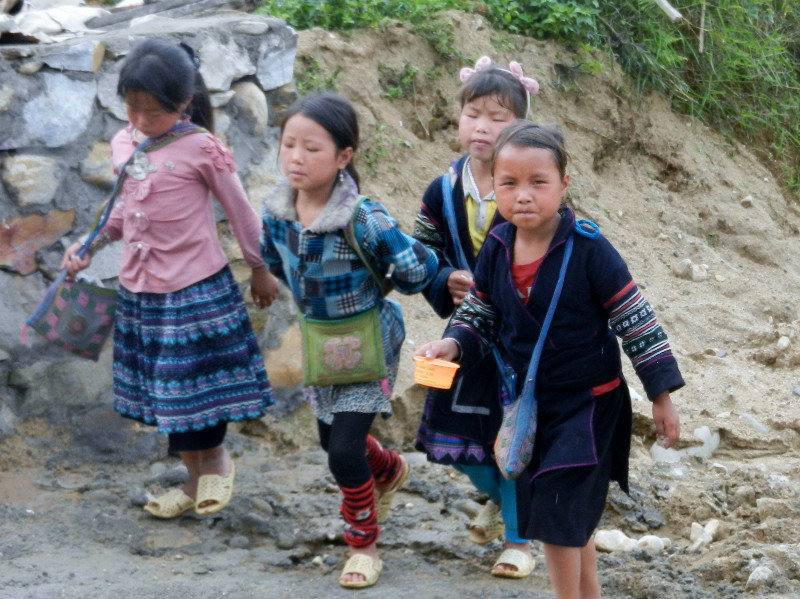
[{"xmin": 298, "ymin": 198, "xmax": 390, "ymax": 386}]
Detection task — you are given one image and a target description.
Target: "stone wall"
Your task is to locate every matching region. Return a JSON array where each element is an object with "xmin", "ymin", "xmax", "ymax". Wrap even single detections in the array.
[{"xmin": 0, "ymin": 9, "xmax": 300, "ymax": 434}]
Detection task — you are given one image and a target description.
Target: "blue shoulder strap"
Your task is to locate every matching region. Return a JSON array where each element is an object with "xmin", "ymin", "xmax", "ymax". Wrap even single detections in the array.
[{"xmin": 440, "ymin": 173, "xmax": 471, "ymax": 272}]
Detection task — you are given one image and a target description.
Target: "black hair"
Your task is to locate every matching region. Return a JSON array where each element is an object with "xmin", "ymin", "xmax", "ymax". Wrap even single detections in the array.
[
  {"xmin": 492, "ymin": 120, "xmax": 569, "ymax": 179},
  {"xmin": 280, "ymin": 92, "xmax": 360, "ymax": 189},
  {"xmin": 117, "ymin": 39, "xmax": 214, "ymax": 132},
  {"xmin": 460, "ymin": 67, "xmax": 529, "ymax": 119}
]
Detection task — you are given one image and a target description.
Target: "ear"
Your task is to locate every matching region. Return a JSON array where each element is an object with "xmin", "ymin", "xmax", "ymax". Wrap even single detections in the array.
[
  {"xmin": 561, "ymin": 173, "xmax": 570, "ymax": 195},
  {"xmin": 336, "ymin": 146, "xmax": 354, "ymax": 170}
]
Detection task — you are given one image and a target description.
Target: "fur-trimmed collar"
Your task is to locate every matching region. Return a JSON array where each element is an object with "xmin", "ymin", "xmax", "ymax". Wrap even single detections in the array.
[{"xmin": 262, "ymin": 172, "xmax": 362, "ymax": 233}]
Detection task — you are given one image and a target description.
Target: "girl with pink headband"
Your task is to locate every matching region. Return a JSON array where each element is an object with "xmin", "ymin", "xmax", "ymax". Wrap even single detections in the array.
[{"xmin": 414, "ymin": 55, "xmax": 540, "ymax": 579}]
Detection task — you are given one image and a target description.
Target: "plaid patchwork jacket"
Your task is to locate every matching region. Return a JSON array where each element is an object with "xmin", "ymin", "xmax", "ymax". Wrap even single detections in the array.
[{"xmin": 260, "ymin": 173, "xmax": 438, "ymax": 360}]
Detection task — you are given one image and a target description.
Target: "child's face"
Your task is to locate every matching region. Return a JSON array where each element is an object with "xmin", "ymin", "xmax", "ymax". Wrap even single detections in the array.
[
  {"xmin": 279, "ymin": 113, "xmax": 353, "ymax": 198},
  {"xmin": 124, "ymin": 91, "xmax": 184, "ymax": 139},
  {"xmin": 493, "ymin": 144, "xmax": 568, "ymax": 234},
  {"xmin": 458, "ymin": 94, "xmax": 516, "ymax": 165}
]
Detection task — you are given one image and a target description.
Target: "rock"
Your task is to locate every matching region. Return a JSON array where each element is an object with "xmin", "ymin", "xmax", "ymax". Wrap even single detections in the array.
[
  {"xmin": 23, "ymin": 73, "xmax": 97, "ymax": 148},
  {"xmin": 594, "ymin": 529, "xmax": 637, "ymax": 552},
  {"xmin": 2, "ymin": 154, "xmax": 61, "ymax": 206},
  {"xmin": 41, "ymin": 40, "xmax": 105, "ymax": 72},
  {"xmin": 776, "ymin": 335, "xmax": 791, "ymax": 351},
  {"xmin": 756, "ymin": 497, "xmax": 796, "ymax": 520},
  {"xmin": 738, "ymin": 412, "xmax": 768, "ymax": 434},
  {"xmin": 672, "ymin": 258, "xmax": 692, "ymax": 278},
  {"xmin": 687, "ymin": 519, "xmax": 722, "ymax": 552},
  {"xmin": 690, "ymin": 263, "xmax": 709, "ymax": 281},
  {"xmin": 228, "ymin": 535, "xmax": 250, "ymax": 549},
  {"xmin": 741, "ymin": 195, "xmax": 754, "ymax": 208},
  {"xmin": 650, "ymin": 442, "xmax": 683, "ymax": 463},
  {"xmin": 684, "ymin": 426, "xmax": 720, "ymax": 459},
  {"xmin": 746, "ymin": 565, "xmax": 774, "ymax": 589},
  {"xmin": 199, "ymin": 36, "xmax": 256, "ymax": 91},
  {"xmin": 0, "ymin": 84, "xmax": 13, "ymax": 112},
  {"xmin": 0, "ymin": 209, "xmax": 74, "ymax": 274},
  {"xmin": 80, "ymin": 141, "xmax": 115, "ymax": 188},
  {"xmin": 230, "ymin": 81, "xmax": 269, "ymax": 136}
]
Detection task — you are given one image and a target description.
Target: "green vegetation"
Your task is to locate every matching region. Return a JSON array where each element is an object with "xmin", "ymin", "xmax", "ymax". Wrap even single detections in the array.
[
  {"xmin": 257, "ymin": 0, "xmax": 800, "ymax": 198},
  {"xmin": 293, "ymin": 55, "xmax": 341, "ymax": 94},
  {"xmin": 378, "ymin": 62, "xmax": 419, "ymax": 100}
]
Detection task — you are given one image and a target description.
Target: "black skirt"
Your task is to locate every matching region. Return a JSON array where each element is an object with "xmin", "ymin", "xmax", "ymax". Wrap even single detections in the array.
[{"xmin": 517, "ymin": 382, "xmax": 631, "ymax": 547}]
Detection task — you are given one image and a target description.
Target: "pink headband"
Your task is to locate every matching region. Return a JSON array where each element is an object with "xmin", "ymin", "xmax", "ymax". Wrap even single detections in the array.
[{"xmin": 459, "ymin": 56, "xmax": 540, "ymax": 95}]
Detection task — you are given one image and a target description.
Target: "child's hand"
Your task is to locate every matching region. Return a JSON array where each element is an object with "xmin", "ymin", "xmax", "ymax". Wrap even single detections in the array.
[
  {"xmin": 250, "ymin": 265, "xmax": 279, "ymax": 309},
  {"xmin": 414, "ymin": 338, "xmax": 459, "ymax": 361},
  {"xmin": 652, "ymin": 392, "xmax": 680, "ymax": 449},
  {"xmin": 447, "ymin": 270, "xmax": 473, "ymax": 305},
  {"xmin": 60, "ymin": 242, "xmax": 91, "ymax": 277}
]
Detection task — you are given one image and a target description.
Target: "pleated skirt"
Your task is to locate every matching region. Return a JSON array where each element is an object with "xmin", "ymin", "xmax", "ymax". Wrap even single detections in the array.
[{"xmin": 112, "ymin": 266, "xmax": 273, "ymax": 434}]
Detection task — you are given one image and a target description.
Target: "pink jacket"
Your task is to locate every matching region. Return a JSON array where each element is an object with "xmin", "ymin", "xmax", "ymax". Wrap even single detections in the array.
[{"xmin": 102, "ymin": 125, "xmax": 265, "ymax": 293}]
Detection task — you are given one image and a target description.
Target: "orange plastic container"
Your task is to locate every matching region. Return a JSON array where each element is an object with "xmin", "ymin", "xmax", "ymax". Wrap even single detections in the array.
[{"xmin": 412, "ymin": 355, "xmax": 460, "ymax": 389}]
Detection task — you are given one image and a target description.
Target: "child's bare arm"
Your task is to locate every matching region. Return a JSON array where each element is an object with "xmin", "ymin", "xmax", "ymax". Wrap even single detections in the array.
[{"xmin": 652, "ymin": 392, "xmax": 680, "ymax": 448}]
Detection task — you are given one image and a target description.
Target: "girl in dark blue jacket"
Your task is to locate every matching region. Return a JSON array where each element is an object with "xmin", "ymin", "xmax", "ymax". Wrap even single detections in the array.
[
  {"xmin": 413, "ymin": 56, "xmax": 540, "ymax": 578},
  {"xmin": 416, "ymin": 121, "xmax": 683, "ymax": 599}
]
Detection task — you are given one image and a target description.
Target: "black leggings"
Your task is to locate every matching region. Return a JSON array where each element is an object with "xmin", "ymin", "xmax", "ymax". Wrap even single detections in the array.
[
  {"xmin": 168, "ymin": 422, "xmax": 227, "ymax": 453},
  {"xmin": 317, "ymin": 412, "xmax": 376, "ymax": 489}
]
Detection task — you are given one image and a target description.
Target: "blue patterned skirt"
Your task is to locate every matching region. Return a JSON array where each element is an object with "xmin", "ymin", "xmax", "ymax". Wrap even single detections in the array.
[{"xmin": 112, "ymin": 266, "xmax": 273, "ymax": 434}]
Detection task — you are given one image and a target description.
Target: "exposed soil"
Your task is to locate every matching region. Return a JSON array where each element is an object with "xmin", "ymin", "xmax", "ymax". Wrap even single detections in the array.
[{"xmin": 2, "ymin": 11, "xmax": 800, "ymax": 599}]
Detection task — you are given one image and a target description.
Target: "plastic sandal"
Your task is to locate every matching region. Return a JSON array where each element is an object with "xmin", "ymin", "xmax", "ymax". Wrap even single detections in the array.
[
  {"xmin": 375, "ymin": 455, "xmax": 409, "ymax": 523},
  {"xmin": 195, "ymin": 460, "xmax": 235, "ymax": 516},
  {"xmin": 467, "ymin": 500, "xmax": 504, "ymax": 544},
  {"xmin": 490, "ymin": 548, "xmax": 536, "ymax": 579},
  {"xmin": 143, "ymin": 488, "xmax": 194, "ymax": 519},
  {"xmin": 338, "ymin": 554, "xmax": 383, "ymax": 589}
]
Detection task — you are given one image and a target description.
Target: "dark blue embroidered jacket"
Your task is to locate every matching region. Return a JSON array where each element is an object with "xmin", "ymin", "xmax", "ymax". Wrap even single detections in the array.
[
  {"xmin": 412, "ymin": 155, "xmax": 507, "ymax": 317},
  {"xmin": 447, "ymin": 207, "xmax": 684, "ymax": 401}
]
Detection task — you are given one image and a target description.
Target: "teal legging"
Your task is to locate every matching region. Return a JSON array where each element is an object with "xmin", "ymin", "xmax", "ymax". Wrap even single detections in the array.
[{"xmin": 454, "ymin": 463, "xmax": 528, "ymax": 543}]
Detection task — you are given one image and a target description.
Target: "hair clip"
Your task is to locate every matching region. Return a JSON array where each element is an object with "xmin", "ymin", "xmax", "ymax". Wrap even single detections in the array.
[{"xmin": 459, "ymin": 55, "xmax": 539, "ymax": 95}]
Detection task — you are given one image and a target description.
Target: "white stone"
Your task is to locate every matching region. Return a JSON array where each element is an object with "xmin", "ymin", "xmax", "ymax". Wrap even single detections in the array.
[
  {"xmin": 688, "ymin": 521, "xmax": 713, "ymax": 552},
  {"xmin": 746, "ymin": 566, "xmax": 774, "ymax": 590},
  {"xmin": 776, "ymin": 336, "xmax": 790, "ymax": 351},
  {"xmin": 594, "ymin": 529, "xmax": 637, "ymax": 552},
  {"xmin": 2, "ymin": 154, "xmax": 60, "ymax": 206},
  {"xmin": 650, "ymin": 442, "xmax": 683, "ymax": 463},
  {"xmin": 685, "ymin": 426, "xmax": 719, "ymax": 459},
  {"xmin": 741, "ymin": 195, "xmax": 754, "ymax": 208},
  {"xmin": 635, "ymin": 535, "xmax": 670, "ymax": 552},
  {"xmin": 672, "ymin": 258, "xmax": 692, "ymax": 278},
  {"xmin": 690, "ymin": 263, "xmax": 709, "ymax": 282},
  {"xmin": 199, "ymin": 37, "xmax": 256, "ymax": 92},
  {"xmin": 704, "ymin": 519, "xmax": 722, "ymax": 541},
  {"xmin": 738, "ymin": 412, "xmax": 768, "ymax": 434}
]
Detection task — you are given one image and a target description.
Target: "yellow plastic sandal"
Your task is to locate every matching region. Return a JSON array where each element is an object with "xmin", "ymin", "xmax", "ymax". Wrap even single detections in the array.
[
  {"xmin": 143, "ymin": 488, "xmax": 195, "ymax": 519},
  {"xmin": 467, "ymin": 500, "xmax": 504, "ymax": 544},
  {"xmin": 375, "ymin": 455, "xmax": 410, "ymax": 523},
  {"xmin": 195, "ymin": 460, "xmax": 236, "ymax": 516},
  {"xmin": 338, "ymin": 554, "xmax": 383, "ymax": 589},
  {"xmin": 490, "ymin": 548, "xmax": 536, "ymax": 579}
]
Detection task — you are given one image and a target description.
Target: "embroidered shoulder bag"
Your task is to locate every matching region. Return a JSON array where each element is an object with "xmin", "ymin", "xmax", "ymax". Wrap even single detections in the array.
[
  {"xmin": 21, "ymin": 123, "xmax": 202, "ymax": 361},
  {"xmin": 493, "ymin": 220, "xmax": 601, "ymax": 480},
  {"xmin": 298, "ymin": 198, "xmax": 390, "ymax": 386}
]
